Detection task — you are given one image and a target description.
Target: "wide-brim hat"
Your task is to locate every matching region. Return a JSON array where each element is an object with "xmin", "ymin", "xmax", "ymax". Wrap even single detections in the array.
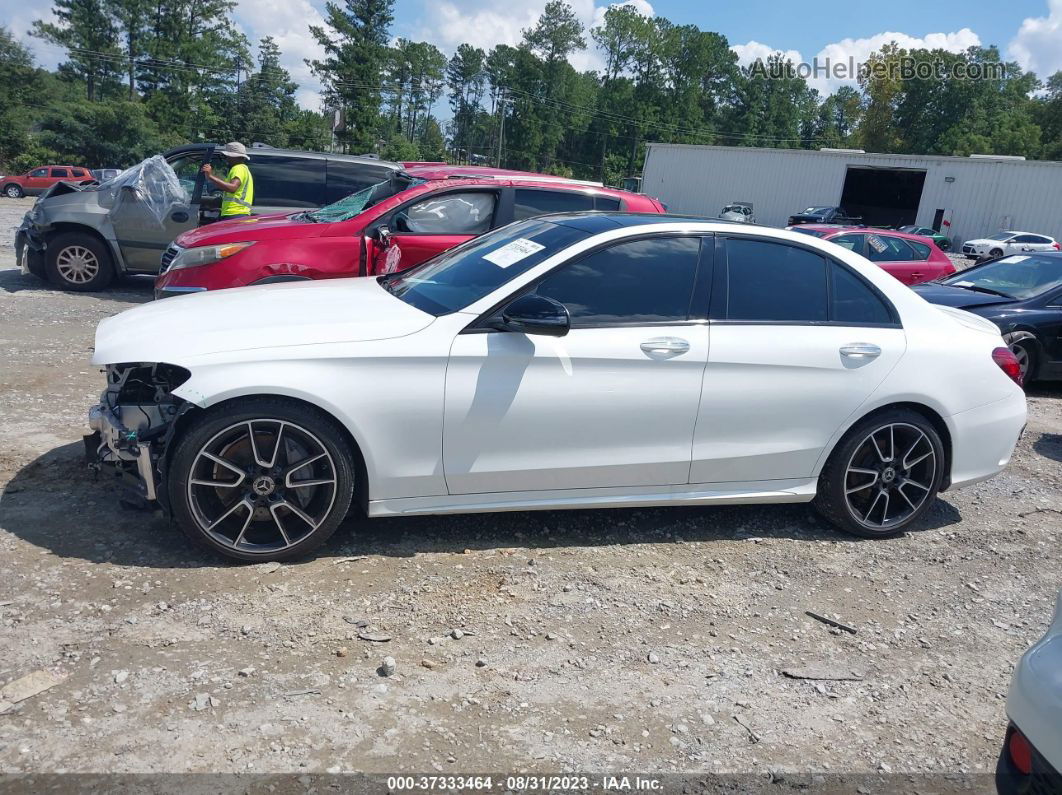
[{"xmin": 219, "ymin": 141, "xmax": 249, "ymax": 161}]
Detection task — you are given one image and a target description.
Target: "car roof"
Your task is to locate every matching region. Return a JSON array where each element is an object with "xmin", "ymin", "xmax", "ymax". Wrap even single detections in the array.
[
  {"xmin": 161, "ymin": 144, "xmax": 402, "ymax": 169},
  {"xmin": 407, "ymin": 164, "xmax": 603, "ymax": 187},
  {"xmin": 409, "ymin": 176, "xmax": 644, "ymax": 201},
  {"xmin": 543, "ymin": 212, "xmax": 750, "ymax": 234}
]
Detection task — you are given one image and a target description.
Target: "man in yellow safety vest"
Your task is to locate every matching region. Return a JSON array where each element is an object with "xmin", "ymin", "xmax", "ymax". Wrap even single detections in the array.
[{"xmin": 201, "ymin": 141, "xmax": 254, "ymax": 219}]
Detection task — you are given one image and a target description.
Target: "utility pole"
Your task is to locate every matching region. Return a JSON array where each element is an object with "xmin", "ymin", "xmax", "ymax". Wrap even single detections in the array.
[{"xmin": 495, "ymin": 91, "xmax": 506, "ymax": 169}]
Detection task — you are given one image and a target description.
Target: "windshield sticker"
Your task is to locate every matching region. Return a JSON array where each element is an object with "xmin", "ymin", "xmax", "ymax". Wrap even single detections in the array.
[
  {"xmin": 952, "ymin": 280, "xmax": 975, "ymax": 287},
  {"xmin": 999, "ymin": 256, "xmax": 1028, "ymax": 263},
  {"xmin": 483, "ymin": 238, "xmax": 546, "ymax": 268},
  {"xmin": 866, "ymin": 234, "xmax": 887, "ymax": 253}
]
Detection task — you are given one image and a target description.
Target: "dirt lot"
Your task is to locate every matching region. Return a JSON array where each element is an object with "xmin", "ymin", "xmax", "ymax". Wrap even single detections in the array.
[{"xmin": 0, "ymin": 196, "xmax": 1060, "ymax": 787}]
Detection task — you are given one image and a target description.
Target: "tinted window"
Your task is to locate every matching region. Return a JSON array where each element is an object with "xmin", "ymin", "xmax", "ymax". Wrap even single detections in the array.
[
  {"xmin": 383, "ymin": 219, "xmax": 587, "ymax": 316},
  {"xmin": 398, "ymin": 192, "xmax": 496, "ymax": 234},
  {"xmin": 72, "ymin": 168, "xmax": 88, "ymax": 177},
  {"xmin": 513, "ymin": 189, "xmax": 593, "ymax": 220},
  {"xmin": 726, "ymin": 239, "xmax": 827, "ymax": 322},
  {"xmin": 50, "ymin": 168, "xmax": 70, "ymax": 178},
  {"xmin": 830, "ymin": 233, "xmax": 864, "ymax": 252},
  {"xmin": 251, "ymin": 155, "xmax": 325, "ymax": 208},
  {"xmin": 532, "ymin": 237, "xmax": 701, "ymax": 325},
  {"xmin": 1030, "ymin": 235, "xmax": 1051, "ymax": 244},
  {"xmin": 596, "ymin": 196, "xmax": 621, "ymax": 211},
  {"xmin": 907, "ymin": 240, "xmax": 931, "ymax": 260},
  {"xmin": 325, "ymin": 160, "xmax": 394, "ymax": 203},
  {"xmin": 866, "ymin": 234, "xmax": 915, "ymax": 262},
  {"xmin": 831, "ymin": 263, "xmax": 894, "ymax": 325},
  {"xmin": 30, "ymin": 168, "xmax": 48, "ymax": 177}
]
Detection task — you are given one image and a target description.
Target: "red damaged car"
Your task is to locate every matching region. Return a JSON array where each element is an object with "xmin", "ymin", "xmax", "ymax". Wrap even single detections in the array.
[
  {"xmin": 154, "ymin": 170, "xmax": 663, "ymax": 298},
  {"xmin": 789, "ymin": 225, "xmax": 955, "ymax": 285}
]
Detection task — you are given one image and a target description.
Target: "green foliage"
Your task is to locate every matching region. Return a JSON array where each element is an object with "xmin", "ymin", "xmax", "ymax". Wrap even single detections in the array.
[{"xmin": 9, "ymin": 0, "xmax": 1062, "ymax": 184}]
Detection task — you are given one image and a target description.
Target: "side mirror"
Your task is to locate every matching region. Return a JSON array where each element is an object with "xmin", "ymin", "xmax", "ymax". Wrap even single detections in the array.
[
  {"xmin": 375, "ymin": 225, "xmax": 392, "ymax": 247},
  {"xmin": 492, "ymin": 294, "xmax": 570, "ymax": 337}
]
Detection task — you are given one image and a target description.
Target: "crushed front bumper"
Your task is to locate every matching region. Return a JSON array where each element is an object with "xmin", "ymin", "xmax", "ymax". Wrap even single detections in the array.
[
  {"xmin": 15, "ymin": 218, "xmax": 46, "ymax": 279},
  {"xmin": 86, "ymin": 403, "xmax": 160, "ymax": 501}
]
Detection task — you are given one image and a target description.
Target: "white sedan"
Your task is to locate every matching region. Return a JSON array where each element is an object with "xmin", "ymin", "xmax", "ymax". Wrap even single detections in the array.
[
  {"xmin": 961, "ymin": 230, "xmax": 1060, "ymax": 259},
  {"xmin": 87, "ymin": 214, "xmax": 1028, "ymax": 562}
]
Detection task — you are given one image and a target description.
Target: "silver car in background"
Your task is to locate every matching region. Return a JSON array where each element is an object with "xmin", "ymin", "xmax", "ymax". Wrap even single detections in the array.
[
  {"xmin": 719, "ymin": 201, "xmax": 754, "ymax": 223},
  {"xmin": 998, "ymin": 589, "xmax": 1062, "ymax": 792}
]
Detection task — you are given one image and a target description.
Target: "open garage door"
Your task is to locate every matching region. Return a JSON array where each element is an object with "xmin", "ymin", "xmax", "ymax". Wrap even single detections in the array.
[{"xmin": 840, "ymin": 167, "xmax": 926, "ymax": 228}]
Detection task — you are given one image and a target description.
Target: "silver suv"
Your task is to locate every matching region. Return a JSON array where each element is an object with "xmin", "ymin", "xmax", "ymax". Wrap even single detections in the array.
[{"xmin": 16, "ymin": 144, "xmax": 401, "ymax": 291}]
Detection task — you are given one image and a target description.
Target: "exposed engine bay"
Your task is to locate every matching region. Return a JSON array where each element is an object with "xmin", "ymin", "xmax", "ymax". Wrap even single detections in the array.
[{"xmin": 85, "ymin": 362, "xmax": 192, "ymax": 506}]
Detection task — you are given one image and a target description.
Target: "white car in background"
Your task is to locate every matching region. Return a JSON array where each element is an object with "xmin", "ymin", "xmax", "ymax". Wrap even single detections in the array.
[
  {"xmin": 85, "ymin": 214, "xmax": 1027, "ymax": 562},
  {"xmin": 998, "ymin": 589, "xmax": 1062, "ymax": 791},
  {"xmin": 961, "ymin": 231, "xmax": 1060, "ymax": 260},
  {"xmin": 719, "ymin": 202, "xmax": 755, "ymax": 223}
]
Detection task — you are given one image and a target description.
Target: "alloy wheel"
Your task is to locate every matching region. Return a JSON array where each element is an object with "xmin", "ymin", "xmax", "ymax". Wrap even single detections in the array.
[
  {"xmin": 843, "ymin": 422, "xmax": 936, "ymax": 531},
  {"xmin": 5, "ymin": 186, "xmax": 20, "ymax": 198},
  {"xmin": 55, "ymin": 245, "xmax": 100, "ymax": 284},
  {"xmin": 187, "ymin": 419, "xmax": 338, "ymax": 555}
]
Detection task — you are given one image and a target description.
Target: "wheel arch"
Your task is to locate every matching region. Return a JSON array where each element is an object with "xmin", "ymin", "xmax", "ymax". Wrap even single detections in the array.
[
  {"xmin": 821, "ymin": 400, "xmax": 954, "ymax": 491},
  {"xmin": 166, "ymin": 392, "xmax": 371, "ymax": 516},
  {"xmin": 44, "ymin": 222, "xmax": 124, "ymax": 272},
  {"xmin": 1002, "ymin": 329, "xmax": 1043, "ymax": 379}
]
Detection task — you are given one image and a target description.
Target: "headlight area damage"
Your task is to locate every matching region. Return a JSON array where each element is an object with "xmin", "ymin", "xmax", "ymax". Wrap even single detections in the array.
[{"xmin": 85, "ymin": 362, "xmax": 193, "ymax": 508}]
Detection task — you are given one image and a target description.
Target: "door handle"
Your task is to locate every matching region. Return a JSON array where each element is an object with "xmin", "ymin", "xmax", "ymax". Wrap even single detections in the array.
[
  {"xmin": 910, "ymin": 272, "xmax": 923, "ymax": 281},
  {"xmin": 840, "ymin": 343, "xmax": 882, "ymax": 359},
  {"xmin": 640, "ymin": 337, "xmax": 690, "ymax": 357}
]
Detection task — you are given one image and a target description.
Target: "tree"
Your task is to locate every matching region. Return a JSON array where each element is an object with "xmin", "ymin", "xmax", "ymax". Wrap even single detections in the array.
[
  {"xmin": 37, "ymin": 99, "xmax": 172, "ymax": 165},
  {"xmin": 0, "ymin": 27, "xmax": 45, "ymax": 167},
  {"xmin": 446, "ymin": 44, "xmax": 486, "ymax": 162},
  {"xmin": 310, "ymin": 0, "xmax": 394, "ymax": 151},
  {"xmin": 32, "ymin": 0, "xmax": 121, "ymax": 101},
  {"xmin": 236, "ymin": 36, "xmax": 298, "ymax": 145},
  {"xmin": 105, "ymin": 0, "xmax": 151, "ymax": 99},
  {"xmin": 857, "ymin": 43, "xmax": 905, "ymax": 152}
]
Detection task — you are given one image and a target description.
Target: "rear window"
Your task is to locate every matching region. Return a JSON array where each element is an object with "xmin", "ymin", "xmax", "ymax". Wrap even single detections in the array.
[
  {"xmin": 907, "ymin": 240, "xmax": 931, "ymax": 260},
  {"xmin": 513, "ymin": 189, "xmax": 593, "ymax": 221},
  {"xmin": 252, "ymin": 155, "xmax": 325, "ymax": 208}
]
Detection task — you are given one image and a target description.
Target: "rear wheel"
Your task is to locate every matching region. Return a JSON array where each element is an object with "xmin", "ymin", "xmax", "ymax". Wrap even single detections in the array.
[
  {"xmin": 3, "ymin": 184, "xmax": 23, "ymax": 198},
  {"xmin": 168, "ymin": 398, "xmax": 355, "ymax": 562},
  {"xmin": 45, "ymin": 232, "xmax": 114, "ymax": 291},
  {"xmin": 815, "ymin": 409, "xmax": 944, "ymax": 539}
]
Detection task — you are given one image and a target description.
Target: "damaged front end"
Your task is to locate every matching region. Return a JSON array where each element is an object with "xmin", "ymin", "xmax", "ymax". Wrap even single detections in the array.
[{"xmin": 85, "ymin": 363, "xmax": 193, "ymax": 509}]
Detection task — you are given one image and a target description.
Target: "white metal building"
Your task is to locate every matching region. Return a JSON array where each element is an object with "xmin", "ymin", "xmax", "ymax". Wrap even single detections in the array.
[{"xmin": 641, "ymin": 143, "xmax": 1062, "ymax": 247}]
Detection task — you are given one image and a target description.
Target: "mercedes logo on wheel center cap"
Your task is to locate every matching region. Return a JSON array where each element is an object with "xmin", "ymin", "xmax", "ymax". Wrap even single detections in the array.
[
  {"xmin": 882, "ymin": 467, "xmax": 896, "ymax": 484},
  {"xmin": 252, "ymin": 475, "xmax": 276, "ymax": 496}
]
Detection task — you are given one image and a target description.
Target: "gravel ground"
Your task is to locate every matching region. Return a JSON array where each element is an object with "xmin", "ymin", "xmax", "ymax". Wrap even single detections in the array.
[{"xmin": 0, "ymin": 196, "xmax": 1060, "ymax": 786}]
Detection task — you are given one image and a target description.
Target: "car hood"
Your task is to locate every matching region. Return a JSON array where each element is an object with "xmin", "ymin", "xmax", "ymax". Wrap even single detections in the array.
[
  {"xmin": 92, "ymin": 277, "xmax": 434, "ymax": 365},
  {"xmin": 176, "ymin": 212, "xmax": 320, "ymax": 246},
  {"xmin": 963, "ymin": 238, "xmax": 1000, "ymax": 247},
  {"xmin": 912, "ymin": 283, "xmax": 1016, "ymax": 310}
]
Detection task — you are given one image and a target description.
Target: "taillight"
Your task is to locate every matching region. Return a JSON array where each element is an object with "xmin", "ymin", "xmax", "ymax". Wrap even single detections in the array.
[
  {"xmin": 992, "ymin": 347, "xmax": 1023, "ymax": 386},
  {"xmin": 1008, "ymin": 727, "xmax": 1033, "ymax": 775},
  {"xmin": 1053, "ymin": 242, "xmax": 1060, "ymax": 251}
]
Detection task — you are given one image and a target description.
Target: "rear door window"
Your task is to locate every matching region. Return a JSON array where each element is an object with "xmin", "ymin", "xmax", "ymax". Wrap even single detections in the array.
[
  {"xmin": 595, "ymin": 196, "xmax": 622, "ymax": 211},
  {"xmin": 906, "ymin": 240, "xmax": 931, "ymax": 260},
  {"xmin": 513, "ymin": 189, "xmax": 593, "ymax": 220},
  {"xmin": 831, "ymin": 262, "xmax": 895, "ymax": 325},
  {"xmin": 50, "ymin": 168, "xmax": 70, "ymax": 178},
  {"xmin": 830, "ymin": 233, "xmax": 865, "ymax": 253},
  {"xmin": 866, "ymin": 234, "xmax": 915, "ymax": 262},
  {"xmin": 251, "ymin": 155, "xmax": 324, "ymax": 208},
  {"xmin": 725, "ymin": 238, "xmax": 828, "ymax": 322}
]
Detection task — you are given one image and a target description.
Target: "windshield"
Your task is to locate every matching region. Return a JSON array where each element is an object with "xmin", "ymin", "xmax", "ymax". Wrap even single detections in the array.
[
  {"xmin": 381, "ymin": 219, "xmax": 587, "ymax": 316},
  {"xmin": 307, "ymin": 176, "xmax": 424, "ymax": 223},
  {"xmin": 987, "ymin": 233, "xmax": 1013, "ymax": 241},
  {"xmin": 803, "ymin": 207, "xmax": 830, "ymax": 214},
  {"xmin": 941, "ymin": 254, "xmax": 1062, "ymax": 300}
]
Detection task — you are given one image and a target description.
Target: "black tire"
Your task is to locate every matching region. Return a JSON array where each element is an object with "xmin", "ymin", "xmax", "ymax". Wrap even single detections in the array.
[
  {"xmin": 168, "ymin": 397, "xmax": 356, "ymax": 562},
  {"xmin": 989, "ymin": 248, "xmax": 1004, "ymax": 258},
  {"xmin": 814, "ymin": 408, "xmax": 945, "ymax": 539},
  {"xmin": 45, "ymin": 232, "xmax": 115, "ymax": 291},
  {"xmin": 938, "ymin": 239, "xmax": 950, "ymax": 252},
  {"xmin": 3, "ymin": 183, "xmax": 23, "ymax": 198}
]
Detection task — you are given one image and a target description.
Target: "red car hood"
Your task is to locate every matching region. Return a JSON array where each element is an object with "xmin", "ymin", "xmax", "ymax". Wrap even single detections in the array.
[{"xmin": 176, "ymin": 212, "xmax": 324, "ymax": 247}]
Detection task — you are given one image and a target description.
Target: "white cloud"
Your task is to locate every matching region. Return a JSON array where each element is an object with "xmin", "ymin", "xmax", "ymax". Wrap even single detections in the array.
[
  {"xmin": 1008, "ymin": 0, "xmax": 1062, "ymax": 77},
  {"xmin": 408, "ymin": 0, "xmax": 654, "ymax": 75},
  {"xmin": 234, "ymin": 0, "xmax": 327, "ymax": 111},
  {"xmin": 1, "ymin": 0, "xmax": 61, "ymax": 69},
  {"xmin": 732, "ymin": 28, "xmax": 981, "ymax": 96}
]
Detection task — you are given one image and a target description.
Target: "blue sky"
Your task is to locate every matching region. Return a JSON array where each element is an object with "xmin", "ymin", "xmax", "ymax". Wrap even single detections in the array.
[{"xmin": 5, "ymin": 0, "xmax": 1062, "ymax": 109}]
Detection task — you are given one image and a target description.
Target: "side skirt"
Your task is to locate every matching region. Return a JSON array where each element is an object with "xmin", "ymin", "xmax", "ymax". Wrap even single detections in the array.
[{"xmin": 368, "ymin": 478, "xmax": 818, "ymax": 518}]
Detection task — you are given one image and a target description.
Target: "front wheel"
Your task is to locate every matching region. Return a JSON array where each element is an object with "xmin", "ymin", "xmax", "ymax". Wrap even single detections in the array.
[
  {"xmin": 814, "ymin": 409, "xmax": 944, "ymax": 539},
  {"xmin": 168, "ymin": 398, "xmax": 356, "ymax": 562},
  {"xmin": 938, "ymin": 239, "xmax": 951, "ymax": 251},
  {"xmin": 45, "ymin": 232, "xmax": 115, "ymax": 291},
  {"xmin": 989, "ymin": 248, "xmax": 1004, "ymax": 258},
  {"xmin": 3, "ymin": 184, "xmax": 23, "ymax": 198}
]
